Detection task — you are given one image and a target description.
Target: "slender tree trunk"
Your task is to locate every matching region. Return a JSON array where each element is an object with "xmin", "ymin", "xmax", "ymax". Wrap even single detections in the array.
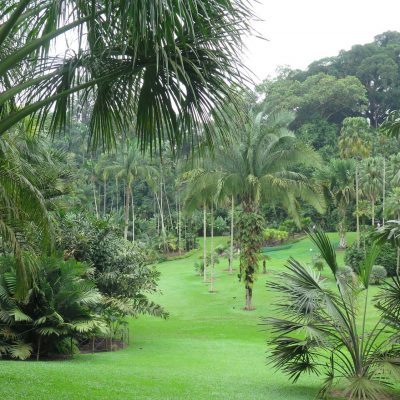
[
  {"xmin": 131, "ymin": 189, "xmax": 135, "ymax": 243},
  {"xmin": 371, "ymin": 200, "xmax": 375, "ymax": 226},
  {"xmin": 203, "ymin": 203, "xmax": 207, "ymax": 283},
  {"xmin": 36, "ymin": 336, "xmax": 41, "ymax": 361},
  {"xmin": 116, "ymin": 177, "xmax": 119, "ymax": 215},
  {"xmin": 103, "ymin": 178, "xmax": 107, "ymax": 216},
  {"xmin": 262, "ymin": 259, "xmax": 267, "ymax": 274},
  {"xmin": 229, "ymin": 195, "xmax": 234, "ymax": 273},
  {"xmin": 178, "ymin": 195, "xmax": 182, "ymax": 255},
  {"xmin": 164, "ymin": 182, "xmax": 174, "ymax": 230},
  {"xmin": 383, "ymin": 158, "xmax": 386, "ymax": 226},
  {"xmin": 245, "ymin": 285, "xmax": 253, "ymax": 310},
  {"xmin": 356, "ymin": 163, "xmax": 360, "ymax": 249},
  {"xmin": 397, "ymin": 213, "xmax": 400, "ymax": 276},
  {"xmin": 154, "ymin": 190, "xmax": 167, "ymax": 250},
  {"xmin": 92, "ymin": 180, "xmax": 99, "ymax": 218},
  {"xmin": 210, "ymin": 203, "xmax": 215, "ymax": 293},
  {"xmin": 124, "ymin": 185, "xmax": 130, "ymax": 240}
]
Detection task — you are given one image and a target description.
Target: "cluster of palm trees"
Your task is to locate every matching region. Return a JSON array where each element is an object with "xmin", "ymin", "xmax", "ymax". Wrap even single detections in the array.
[{"xmin": 318, "ymin": 118, "xmax": 400, "ymax": 249}]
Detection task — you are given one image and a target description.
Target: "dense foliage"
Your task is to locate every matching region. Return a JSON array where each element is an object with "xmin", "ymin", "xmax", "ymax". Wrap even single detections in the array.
[{"xmin": 265, "ymin": 231, "xmax": 400, "ymax": 400}]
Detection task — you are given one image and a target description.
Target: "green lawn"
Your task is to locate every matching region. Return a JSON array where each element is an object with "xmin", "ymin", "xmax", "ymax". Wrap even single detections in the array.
[{"xmin": 0, "ymin": 232, "xmax": 389, "ymax": 400}]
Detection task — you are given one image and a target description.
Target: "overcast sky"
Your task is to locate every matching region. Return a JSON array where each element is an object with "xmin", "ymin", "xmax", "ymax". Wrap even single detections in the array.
[{"xmin": 244, "ymin": 0, "xmax": 400, "ymax": 83}]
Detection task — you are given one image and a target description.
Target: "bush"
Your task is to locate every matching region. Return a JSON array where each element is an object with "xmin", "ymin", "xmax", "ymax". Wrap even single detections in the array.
[
  {"xmin": 215, "ymin": 244, "xmax": 227, "ymax": 256},
  {"xmin": 57, "ymin": 213, "xmax": 167, "ymax": 319},
  {"xmin": 345, "ymin": 237, "xmax": 397, "ymax": 276},
  {"xmin": 370, "ymin": 265, "xmax": 387, "ymax": 285},
  {"xmin": 213, "ymin": 216, "xmax": 228, "ymax": 235},
  {"xmin": 263, "ymin": 228, "xmax": 288, "ymax": 245},
  {"xmin": 311, "ymin": 253, "xmax": 324, "ymax": 271},
  {"xmin": 337, "ymin": 265, "xmax": 354, "ymax": 281},
  {"xmin": 194, "ymin": 260, "xmax": 204, "ymax": 275}
]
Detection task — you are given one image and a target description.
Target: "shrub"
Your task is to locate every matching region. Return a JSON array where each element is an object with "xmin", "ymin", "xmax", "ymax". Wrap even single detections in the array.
[
  {"xmin": 263, "ymin": 228, "xmax": 288, "ymax": 245},
  {"xmin": 345, "ymin": 237, "xmax": 397, "ymax": 276},
  {"xmin": 311, "ymin": 253, "xmax": 324, "ymax": 271},
  {"xmin": 370, "ymin": 265, "xmax": 387, "ymax": 285},
  {"xmin": 213, "ymin": 216, "xmax": 228, "ymax": 235},
  {"xmin": 215, "ymin": 244, "xmax": 227, "ymax": 256},
  {"xmin": 57, "ymin": 213, "xmax": 168, "ymax": 319},
  {"xmin": 337, "ymin": 265, "xmax": 354, "ymax": 281},
  {"xmin": 194, "ymin": 260, "xmax": 204, "ymax": 275}
]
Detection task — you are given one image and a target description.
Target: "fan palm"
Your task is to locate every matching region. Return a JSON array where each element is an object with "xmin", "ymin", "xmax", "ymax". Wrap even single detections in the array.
[
  {"xmin": 0, "ymin": 256, "xmax": 103, "ymax": 360},
  {"xmin": 264, "ymin": 230, "xmax": 400, "ymax": 400},
  {"xmin": 0, "ymin": 0, "xmax": 255, "ymax": 153}
]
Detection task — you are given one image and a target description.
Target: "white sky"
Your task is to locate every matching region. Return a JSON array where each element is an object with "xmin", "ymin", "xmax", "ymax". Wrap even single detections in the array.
[{"xmin": 244, "ymin": 0, "xmax": 400, "ymax": 83}]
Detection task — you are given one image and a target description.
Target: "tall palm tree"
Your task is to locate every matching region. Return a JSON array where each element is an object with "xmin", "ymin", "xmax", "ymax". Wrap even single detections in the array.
[
  {"xmin": 339, "ymin": 117, "xmax": 371, "ymax": 248},
  {"xmin": 184, "ymin": 168, "xmax": 220, "ymax": 287},
  {"xmin": 106, "ymin": 146, "xmax": 156, "ymax": 240},
  {"xmin": 188, "ymin": 110, "xmax": 325, "ymax": 309},
  {"xmin": 0, "ymin": 0, "xmax": 255, "ymax": 153},
  {"xmin": 360, "ymin": 157, "xmax": 382, "ymax": 226},
  {"xmin": 316, "ymin": 159, "xmax": 355, "ymax": 249},
  {"xmin": 386, "ymin": 188, "xmax": 400, "ymax": 274}
]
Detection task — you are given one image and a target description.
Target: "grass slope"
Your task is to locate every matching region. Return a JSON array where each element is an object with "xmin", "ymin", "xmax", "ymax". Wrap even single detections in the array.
[{"xmin": 0, "ymin": 232, "xmax": 384, "ymax": 400}]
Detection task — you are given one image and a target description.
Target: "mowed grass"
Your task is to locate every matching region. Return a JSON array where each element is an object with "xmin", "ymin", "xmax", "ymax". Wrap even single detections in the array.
[{"xmin": 1, "ymin": 232, "xmax": 392, "ymax": 400}]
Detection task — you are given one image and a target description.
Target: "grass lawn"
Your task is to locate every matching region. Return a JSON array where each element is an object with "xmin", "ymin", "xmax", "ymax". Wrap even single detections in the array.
[{"xmin": 0, "ymin": 232, "xmax": 394, "ymax": 399}]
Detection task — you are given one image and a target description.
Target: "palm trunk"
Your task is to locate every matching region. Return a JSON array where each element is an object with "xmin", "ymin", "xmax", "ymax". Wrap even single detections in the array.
[
  {"xmin": 338, "ymin": 207, "xmax": 347, "ymax": 249},
  {"xmin": 397, "ymin": 247, "xmax": 400, "ymax": 277},
  {"xmin": 154, "ymin": 190, "xmax": 167, "ymax": 251},
  {"xmin": 229, "ymin": 195, "xmax": 234, "ymax": 273},
  {"xmin": 371, "ymin": 200, "xmax": 375, "ymax": 226},
  {"xmin": 356, "ymin": 163, "xmax": 360, "ymax": 249},
  {"xmin": 383, "ymin": 158, "xmax": 386, "ymax": 226},
  {"xmin": 131, "ymin": 189, "xmax": 135, "ymax": 243},
  {"xmin": 103, "ymin": 178, "xmax": 107, "ymax": 216},
  {"xmin": 178, "ymin": 195, "xmax": 182, "ymax": 255},
  {"xmin": 164, "ymin": 183, "xmax": 174, "ymax": 231},
  {"xmin": 203, "ymin": 203, "xmax": 207, "ymax": 283},
  {"xmin": 116, "ymin": 177, "xmax": 119, "ymax": 215},
  {"xmin": 124, "ymin": 185, "xmax": 130, "ymax": 240},
  {"xmin": 92, "ymin": 180, "xmax": 99, "ymax": 218},
  {"xmin": 397, "ymin": 213, "xmax": 400, "ymax": 276},
  {"xmin": 210, "ymin": 203, "xmax": 215, "ymax": 293},
  {"xmin": 245, "ymin": 285, "xmax": 253, "ymax": 310}
]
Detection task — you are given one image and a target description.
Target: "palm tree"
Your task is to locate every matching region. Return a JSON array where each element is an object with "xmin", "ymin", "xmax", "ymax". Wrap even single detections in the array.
[
  {"xmin": 106, "ymin": 146, "xmax": 156, "ymax": 240},
  {"xmin": 339, "ymin": 117, "xmax": 371, "ymax": 248},
  {"xmin": 184, "ymin": 168, "xmax": 220, "ymax": 287},
  {"xmin": 0, "ymin": 130, "xmax": 69, "ymax": 296},
  {"xmin": 0, "ymin": 0, "xmax": 254, "ymax": 153},
  {"xmin": 360, "ymin": 157, "xmax": 382, "ymax": 226},
  {"xmin": 188, "ymin": 110, "xmax": 325, "ymax": 309},
  {"xmin": 316, "ymin": 159, "xmax": 355, "ymax": 249},
  {"xmin": 385, "ymin": 188, "xmax": 400, "ymax": 274}
]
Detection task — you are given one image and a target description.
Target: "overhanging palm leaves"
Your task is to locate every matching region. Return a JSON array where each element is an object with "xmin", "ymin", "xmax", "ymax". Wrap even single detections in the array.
[{"xmin": 0, "ymin": 0, "xmax": 255, "ymax": 153}]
